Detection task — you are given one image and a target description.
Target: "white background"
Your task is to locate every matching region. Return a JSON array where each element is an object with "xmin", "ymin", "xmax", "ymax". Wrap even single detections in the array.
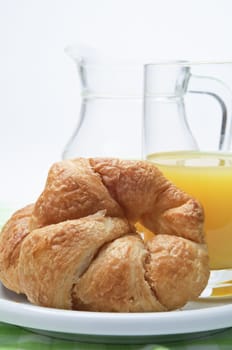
[{"xmin": 0, "ymin": 0, "xmax": 232, "ymax": 205}]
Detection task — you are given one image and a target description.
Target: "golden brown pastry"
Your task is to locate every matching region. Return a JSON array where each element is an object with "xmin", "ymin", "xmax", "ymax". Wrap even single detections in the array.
[
  {"xmin": 30, "ymin": 158, "xmax": 123, "ymax": 230},
  {"xmin": 19, "ymin": 212, "xmax": 131, "ymax": 309},
  {"xmin": 0, "ymin": 158, "xmax": 210, "ymax": 312},
  {"xmin": 0, "ymin": 204, "xmax": 34, "ymax": 293}
]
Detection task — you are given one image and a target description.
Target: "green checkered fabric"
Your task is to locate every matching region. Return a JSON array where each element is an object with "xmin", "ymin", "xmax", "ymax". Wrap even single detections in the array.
[
  {"xmin": 0, "ymin": 205, "xmax": 232, "ymax": 349},
  {"xmin": 0, "ymin": 322, "xmax": 232, "ymax": 349}
]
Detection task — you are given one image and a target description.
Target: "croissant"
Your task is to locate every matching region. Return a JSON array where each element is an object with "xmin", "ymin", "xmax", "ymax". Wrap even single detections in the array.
[{"xmin": 0, "ymin": 158, "xmax": 209, "ymax": 312}]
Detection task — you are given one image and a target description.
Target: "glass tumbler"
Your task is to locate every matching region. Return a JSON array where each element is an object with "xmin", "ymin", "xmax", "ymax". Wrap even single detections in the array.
[{"xmin": 143, "ymin": 61, "xmax": 232, "ymax": 298}]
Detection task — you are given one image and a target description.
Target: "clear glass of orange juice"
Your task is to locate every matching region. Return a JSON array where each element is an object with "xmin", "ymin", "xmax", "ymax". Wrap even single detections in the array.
[{"xmin": 143, "ymin": 61, "xmax": 232, "ymax": 298}]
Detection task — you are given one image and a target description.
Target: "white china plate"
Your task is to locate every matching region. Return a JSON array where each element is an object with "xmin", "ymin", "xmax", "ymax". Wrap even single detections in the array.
[
  {"xmin": 0, "ymin": 282, "xmax": 232, "ymax": 344},
  {"xmin": 200, "ymin": 269, "xmax": 232, "ymax": 300}
]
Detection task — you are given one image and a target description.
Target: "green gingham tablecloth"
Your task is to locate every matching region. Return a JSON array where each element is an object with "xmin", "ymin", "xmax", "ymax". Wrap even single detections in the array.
[{"xmin": 1, "ymin": 205, "xmax": 232, "ymax": 350}]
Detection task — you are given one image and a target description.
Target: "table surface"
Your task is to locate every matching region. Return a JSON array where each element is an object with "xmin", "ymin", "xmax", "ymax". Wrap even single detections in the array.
[{"xmin": 0, "ymin": 204, "xmax": 232, "ymax": 350}]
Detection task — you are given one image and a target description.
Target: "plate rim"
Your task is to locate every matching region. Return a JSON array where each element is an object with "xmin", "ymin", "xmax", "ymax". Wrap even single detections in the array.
[{"xmin": 0, "ymin": 283, "xmax": 232, "ymax": 337}]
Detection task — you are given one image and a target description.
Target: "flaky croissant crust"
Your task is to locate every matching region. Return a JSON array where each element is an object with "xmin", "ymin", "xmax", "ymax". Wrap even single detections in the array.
[{"xmin": 0, "ymin": 158, "xmax": 210, "ymax": 312}]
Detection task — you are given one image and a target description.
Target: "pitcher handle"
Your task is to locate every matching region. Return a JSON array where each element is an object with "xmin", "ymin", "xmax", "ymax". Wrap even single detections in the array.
[{"xmin": 187, "ymin": 74, "xmax": 232, "ymax": 151}]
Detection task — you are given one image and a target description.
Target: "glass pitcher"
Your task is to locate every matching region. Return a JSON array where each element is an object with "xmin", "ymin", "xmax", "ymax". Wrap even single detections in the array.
[
  {"xmin": 143, "ymin": 61, "xmax": 232, "ymax": 298},
  {"xmin": 63, "ymin": 46, "xmax": 144, "ymax": 160}
]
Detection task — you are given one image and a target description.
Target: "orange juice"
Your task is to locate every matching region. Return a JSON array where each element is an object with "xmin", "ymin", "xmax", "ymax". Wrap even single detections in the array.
[{"xmin": 147, "ymin": 151, "xmax": 232, "ymax": 270}]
